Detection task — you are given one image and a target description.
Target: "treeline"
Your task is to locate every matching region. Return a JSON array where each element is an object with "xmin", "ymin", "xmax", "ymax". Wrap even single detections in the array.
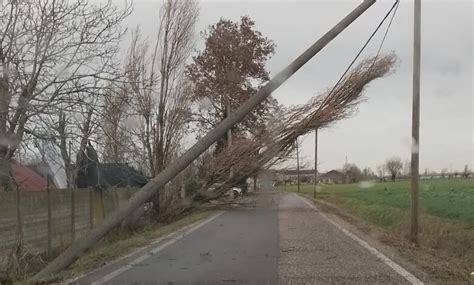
[
  {"xmin": 344, "ymin": 157, "xmax": 471, "ymax": 183},
  {"xmin": 0, "ymin": 1, "xmax": 282, "ymax": 216}
]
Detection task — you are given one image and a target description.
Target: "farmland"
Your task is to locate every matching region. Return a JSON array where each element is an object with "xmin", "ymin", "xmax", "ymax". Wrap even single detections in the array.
[{"xmin": 280, "ymin": 178, "xmax": 474, "ymax": 226}]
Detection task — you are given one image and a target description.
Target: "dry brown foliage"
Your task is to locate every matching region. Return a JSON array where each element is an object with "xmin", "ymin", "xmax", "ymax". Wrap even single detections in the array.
[{"xmin": 193, "ymin": 54, "xmax": 398, "ymax": 200}]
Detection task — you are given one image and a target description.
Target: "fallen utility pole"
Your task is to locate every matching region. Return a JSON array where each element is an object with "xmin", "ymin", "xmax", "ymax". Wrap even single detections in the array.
[
  {"xmin": 410, "ymin": 0, "xmax": 421, "ymax": 244},
  {"xmin": 33, "ymin": 0, "xmax": 376, "ymax": 279}
]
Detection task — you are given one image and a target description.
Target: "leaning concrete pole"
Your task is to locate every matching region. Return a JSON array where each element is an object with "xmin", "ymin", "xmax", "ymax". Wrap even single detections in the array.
[{"xmin": 33, "ymin": 0, "xmax": 376, "ymax": 279}]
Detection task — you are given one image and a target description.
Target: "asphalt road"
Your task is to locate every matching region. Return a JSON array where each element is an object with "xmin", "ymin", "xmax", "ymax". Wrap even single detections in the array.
[{"xmin": 74, "ymin": 192, "xmax": 419, "ymax": 284}]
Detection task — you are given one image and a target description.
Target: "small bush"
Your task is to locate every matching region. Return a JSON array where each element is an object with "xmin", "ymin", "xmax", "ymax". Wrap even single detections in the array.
[{"xmin": 184, "ymin": 177, "xmax": 203, "ymax": 196}]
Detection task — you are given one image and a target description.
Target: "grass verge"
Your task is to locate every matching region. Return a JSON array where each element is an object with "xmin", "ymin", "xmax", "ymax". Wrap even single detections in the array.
[{"xmin": 279, "ymin": 179, "xmax": 474, "ymax": 284}]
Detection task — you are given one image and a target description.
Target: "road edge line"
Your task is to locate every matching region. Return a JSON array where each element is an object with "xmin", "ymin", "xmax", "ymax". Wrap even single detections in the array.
[
  {"xmin": 295, "ymin": 193, "xmax": 424, "ymax": 285},
  {"xmin": 87, "ymin": 211, "xmax": 224, "ymax": 285}
]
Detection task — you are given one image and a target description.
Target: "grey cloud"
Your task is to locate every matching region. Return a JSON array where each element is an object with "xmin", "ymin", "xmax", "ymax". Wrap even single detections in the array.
[{"xmin": 123, "ymin": 0, "xmax": 472, "ymax": 172}]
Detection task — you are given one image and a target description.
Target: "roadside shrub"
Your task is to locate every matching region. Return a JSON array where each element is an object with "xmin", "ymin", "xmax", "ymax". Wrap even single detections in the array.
[{"xmin": 184, "ymin": 177, "xmax": 203, "ymax": 196}]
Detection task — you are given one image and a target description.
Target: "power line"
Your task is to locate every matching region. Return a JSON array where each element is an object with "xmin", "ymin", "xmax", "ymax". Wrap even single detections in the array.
[
  {"xmin": 367, "ymin": 0, "xmax": 401, "ymax": 75},
  {"xmin": 323, "ymin": 0, "xmax": 400, "ymax": 103},
  {"xmin": 310, "ymin": 0, "xmax": 400, "ymax": 199},
  {"xmin": 374, "ymin": 0, "xmax": 400, "ymax": 58}
]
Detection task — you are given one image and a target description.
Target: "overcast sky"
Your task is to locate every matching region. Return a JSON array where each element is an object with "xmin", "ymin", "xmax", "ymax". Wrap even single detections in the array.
[{"xmin": 123, "ymin": 0, "xmax": 473, "ymax": 173}]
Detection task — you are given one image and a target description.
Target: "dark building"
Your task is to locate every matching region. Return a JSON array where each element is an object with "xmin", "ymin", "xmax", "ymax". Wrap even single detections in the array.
[
  {"xmin": 76, "ymin": 143, "xmax": 148, "ymax": 188},
  {"xmin": 96, "ymin": 163, "xmax": 148, "ymax": 188}
]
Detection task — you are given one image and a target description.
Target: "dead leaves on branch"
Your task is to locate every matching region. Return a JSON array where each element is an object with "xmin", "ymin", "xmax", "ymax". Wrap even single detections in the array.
[{"xmin": 200, "ymin": 54, "xmax": 398, "ymax": 197}]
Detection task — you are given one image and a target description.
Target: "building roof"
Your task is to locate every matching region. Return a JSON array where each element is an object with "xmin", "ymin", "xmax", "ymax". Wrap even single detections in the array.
[
  {"xmin": 274, "ymin": 169, "xmax": 319, "ymax": 176},
  {"xmin": 319, "ymin": 170, "xmax": 346, "ymax": 179},
  {"xmin": 98, "ymin": 163, "xmax": 149, "ymax": 187},
  {"xmin": 26, "ymin": 161, "xmax": 58, "ymax": 188},
  {"xmin": 11, "ymin": 162, "xmax": 48, "ymax": 191},
  {"xmin": 75, "ymin": 142, "xmax": 149, "ymax": 188}
]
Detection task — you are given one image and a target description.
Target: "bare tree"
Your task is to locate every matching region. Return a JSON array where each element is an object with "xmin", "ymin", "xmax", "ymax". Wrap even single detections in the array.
[
  {"xmin": 102, "ymin": 86, "xmax": 132, "ymax": 163},
  {"xmin": 0, "ymin": 0, "xmax": 131, "ymax": 190},
  {"xmin": 125, "ymin": 0, "xmax": 198, "ymax": 174},
  {"xmin": 385, "ymin": 157, "xmax": 403, "ymax": 182},
  {"xmin": 376, "ymin": 165, "xmax": 385, "ymax": 181},
  {"xmin": 155, "ymin": 0, "xmax": 198, "ymax": 171},
  {"xmin": 343, "ymin": 163, "xmax": 362, "ymax": 183},
  {"xmin": 462, "ymin": 165, "xmax": 470, "ymax": 179},
  {"xmin": 54, "ymin": 78, "xmax": 110, "ymax": 188},
  {"xmin": 402, "ymin": 159, "xmax": 411, "ymax": 177},
  {"xmin": 440, "ymin": 168, "xmax": 448, "ymax": 179},
  {"xmin": 123, "ymin": 0, "xmax": 199, "ymax": 213},
  {"xmin": 362, "ymin": 167, "xmax": 374, "ymax": 179}
]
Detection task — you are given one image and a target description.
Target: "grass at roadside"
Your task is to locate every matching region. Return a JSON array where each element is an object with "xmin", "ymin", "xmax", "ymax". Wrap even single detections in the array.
[
  {"xmin": 278, "ymin": 179, "xmax": 474, "ymax": 283},
  {"xmin": 45, "ymin": 209, "xmax": 215, "ymax": 283},
  {"xmin": 281, "ymin": 179, "xmax": 474, "ymax": 225}
]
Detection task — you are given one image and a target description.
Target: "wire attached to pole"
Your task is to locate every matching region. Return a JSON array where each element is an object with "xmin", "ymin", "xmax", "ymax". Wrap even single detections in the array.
[{"xmin": 314, "ymin": 0, "xmax": 400, "ymax": 117}]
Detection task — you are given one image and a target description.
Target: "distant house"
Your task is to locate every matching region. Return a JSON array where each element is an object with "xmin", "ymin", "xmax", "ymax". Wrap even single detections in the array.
[
  {"xmin": 26, "ymin": 161, "xmax": 59, "ymax": 188},
  {"xmin": 272, "ymin": 169, "xmax": 319, "ymax": 184},
  {"xmin": 9, "ymin": 161, "xmax": 51, "ymax": 191},
  {"xmin": 319, "ymin": 170, "xmax": 346, "ymax": 184},
  {"xmin": 76, "ymin": 143, "xmax": 148, "ymax": 188}
]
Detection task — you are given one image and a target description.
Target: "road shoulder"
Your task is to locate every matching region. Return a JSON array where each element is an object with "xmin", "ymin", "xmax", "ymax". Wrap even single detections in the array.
[
  {"xmin": 295, "ymin": 193, "xmax": 432, "ymax": 284},
  {"xmin": 278, "ymin": 192, "xmax": 426, "ymax": 284},
  {"xmin": 48, "ymin": 210, "xmax": 218, "ymax": 284}
]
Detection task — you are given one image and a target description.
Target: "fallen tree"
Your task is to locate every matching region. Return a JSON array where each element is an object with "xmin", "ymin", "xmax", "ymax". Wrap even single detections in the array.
[
  {"xmin": 31, "ymin": 1, "xmax": 377, "ymax": 279},
  {"xmin": 168, "ymin": 53, "xmax": 397, "ymax": 214}
]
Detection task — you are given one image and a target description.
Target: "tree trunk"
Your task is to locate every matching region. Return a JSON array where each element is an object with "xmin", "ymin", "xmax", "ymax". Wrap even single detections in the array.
[
  {"xmin": 32, "ymin": 2, "xmax": 377, "ymax": 278},
  {"xmin": 391, "ymin": 173, "xmax": 396, "ymax": 182},
  {"xmin": 0, "ymin": 47, "xmax": 12, "ymax": 191},
  {"xmin": 253, "ymin": 174, "xmax": 257, "ymax": 192},
  {"xmin": 0, "ymin": 156, "xmax": 12, "ymax": 191}
]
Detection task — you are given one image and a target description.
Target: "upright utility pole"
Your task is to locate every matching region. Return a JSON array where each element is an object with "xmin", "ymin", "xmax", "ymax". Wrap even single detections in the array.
[
  {"xmin": 296, "ymin": 138, "xmax": 301, "ymax": 193},
  {"xmin": 313, "ymin": 128, "xmax": 318, "ymax": 198},
  {"xmin": 410, "ymin": 0, "xmax": 421, "ymax": 244}
]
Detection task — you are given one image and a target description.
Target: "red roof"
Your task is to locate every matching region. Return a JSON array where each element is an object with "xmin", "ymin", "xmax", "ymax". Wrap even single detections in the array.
[{"xmin": 11, "ymin": 162, "xmax": 47, "ymax": 191}]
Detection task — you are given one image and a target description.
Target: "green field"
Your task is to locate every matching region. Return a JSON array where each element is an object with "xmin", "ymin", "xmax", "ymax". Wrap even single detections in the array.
[{"xmin": 279, "ymin": 178, "xmax": 474, "ymax": 228}]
